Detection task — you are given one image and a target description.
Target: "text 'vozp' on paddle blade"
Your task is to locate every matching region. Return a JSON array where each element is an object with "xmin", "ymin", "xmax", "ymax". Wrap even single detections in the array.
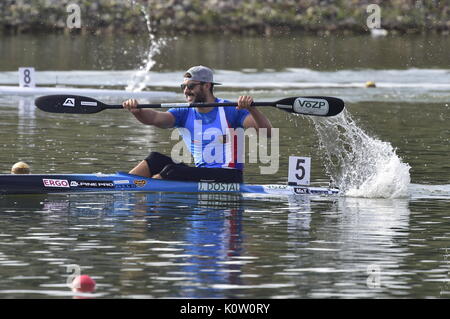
[{"xmin": 275, "ymin": 96, "xmax": 345, "ymax": 116}]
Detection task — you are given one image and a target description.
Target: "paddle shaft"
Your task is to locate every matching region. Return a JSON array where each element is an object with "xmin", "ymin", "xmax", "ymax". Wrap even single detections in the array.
[{"xmin": 106, "ymin": 101, "xmax": 275, "ymax": 109}]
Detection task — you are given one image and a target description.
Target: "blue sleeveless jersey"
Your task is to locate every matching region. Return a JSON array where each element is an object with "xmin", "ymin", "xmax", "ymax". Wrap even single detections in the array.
[{"xmin": 168, "ymin": 98, "xmax": 250, "ymax": 170}]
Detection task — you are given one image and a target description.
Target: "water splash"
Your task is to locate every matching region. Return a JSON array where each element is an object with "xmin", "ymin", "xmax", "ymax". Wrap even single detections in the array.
[
  {"xmin": 126, "ymin": 0, "xmax": 166, "ymax": 92},
  {"xmin": 311, "ymin": 110, "xmax": 411, "ymax": 198}
]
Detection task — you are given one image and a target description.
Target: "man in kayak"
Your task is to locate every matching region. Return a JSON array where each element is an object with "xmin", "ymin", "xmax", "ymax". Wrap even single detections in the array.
[{"xmin": 123, "ymin": 65, "xmax": 272, "ymax": 183}]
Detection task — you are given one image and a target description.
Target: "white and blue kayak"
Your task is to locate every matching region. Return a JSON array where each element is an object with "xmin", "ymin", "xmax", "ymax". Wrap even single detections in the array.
[{"xmin": 0, "ymin": 171, "xmax": 339, "ymax": 196}]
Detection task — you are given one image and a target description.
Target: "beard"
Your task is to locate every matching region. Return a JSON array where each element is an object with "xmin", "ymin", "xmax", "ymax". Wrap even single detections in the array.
[{"xmin": 186, "ymin": 88, "xmax": 207, "ymax": 103}]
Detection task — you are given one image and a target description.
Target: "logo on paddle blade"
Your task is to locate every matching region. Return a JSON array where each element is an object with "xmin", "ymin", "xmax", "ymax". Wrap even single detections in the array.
[
  {"xmin": 293, "ymin": 98, "xmax": 329, "ymax": 116},
  {"xmin": 81, "ymin": 101, "xmax": 98, "ymax": 107},
  {"xmin": 63, "ymin": 98, "xmax": 75, "ymax": 107}
]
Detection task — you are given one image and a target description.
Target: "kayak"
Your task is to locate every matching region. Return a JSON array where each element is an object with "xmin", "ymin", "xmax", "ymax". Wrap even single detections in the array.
[{"xmin": 0, "ymin": 171, "xmax": 339, "ymax": 196}]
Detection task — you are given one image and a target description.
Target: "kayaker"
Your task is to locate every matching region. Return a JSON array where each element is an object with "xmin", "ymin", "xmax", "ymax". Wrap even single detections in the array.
[{"xmin": 122, "ymin": 65, "xmax": 273, "ymax": 183}]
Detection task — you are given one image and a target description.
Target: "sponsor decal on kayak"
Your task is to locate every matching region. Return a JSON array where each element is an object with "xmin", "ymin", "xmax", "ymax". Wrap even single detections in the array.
[
  {"xmin": 293, "ymin": 187, "xmax": 310, "ymax": 194},
  {"xmin": 113, "ymin": 180, "xmax": 130, "ymax": 185},
  {"xmin": 43, "ymin": 179, "xmax": 70, "ymax": 188},
  {"xmin": 262, "ymin": 185, "xmax": 292, "ymax": 194},
  {"xmin": 309, "ymin": 189, "xmax": 338, "ymax": 195},
  {"xmin": 264, "ymin": 185, "xmax": 289, "ymax": 190},
  {"xmin": 70, "ymin": 180, "xmax": 115, "ymax": 188},
  {"xmin": 134, "ymin": 180, "xmax": 147, "ymax": 187},
  {"xmin": 198, "ymin": 182, "xmax": 240, "ymax": 192},
  {"xmin": 116, "ymin": 184, "xmax": 137, "ymax": 189}
]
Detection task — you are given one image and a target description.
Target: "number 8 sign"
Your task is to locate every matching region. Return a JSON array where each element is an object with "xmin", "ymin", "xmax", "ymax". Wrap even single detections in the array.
[
  {"xmin": 19, "ymin": 67, "xmax": 35, "ymax": 88},
  {"xmin": 288, "ymin": 156, "xmax": 311, "ymax": 185}
]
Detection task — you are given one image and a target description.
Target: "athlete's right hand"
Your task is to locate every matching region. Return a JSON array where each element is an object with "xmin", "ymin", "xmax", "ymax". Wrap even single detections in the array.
[{"xmin": 122, "ymin": 99, "xmax": 141, "ymax": 114}]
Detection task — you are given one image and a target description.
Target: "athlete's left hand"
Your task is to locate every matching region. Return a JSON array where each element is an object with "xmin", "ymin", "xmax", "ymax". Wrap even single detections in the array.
[{"xmin": 237, "ymin": 95, "xmax": 254, "ymax": 110}]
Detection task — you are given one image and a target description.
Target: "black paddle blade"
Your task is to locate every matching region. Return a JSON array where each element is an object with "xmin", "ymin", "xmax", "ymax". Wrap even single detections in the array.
[
  {"xmin": 35, "ymin": 95, "xmax": 105, "ymax": 114},
  {"xmin": 275, "ymin": 96, "xmax": 345, "ymax": 116}
]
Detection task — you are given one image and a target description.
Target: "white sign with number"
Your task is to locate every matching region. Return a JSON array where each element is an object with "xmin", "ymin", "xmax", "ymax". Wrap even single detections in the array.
[
  {"xmin": 18, "ymin": 67, "xmax": 35, "ymax": 88},
  {"xmin": 288, "ymin": 156, "xmax": 311, "ymax": 185}
]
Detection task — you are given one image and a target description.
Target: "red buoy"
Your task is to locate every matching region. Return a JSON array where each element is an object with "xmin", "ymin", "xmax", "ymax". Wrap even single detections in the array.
[{"xmin": 72, "ymin": 275, "xmax": 96, "ymax": 293}]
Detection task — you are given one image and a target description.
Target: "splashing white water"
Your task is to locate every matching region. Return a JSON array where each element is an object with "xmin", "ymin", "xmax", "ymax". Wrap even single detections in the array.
[
  {"xmin": 311, "ymin": 110, "xmax": 411, "ymax": 198},
  {"xmin": 126, "ymin": 1, "xmax": 166, "ymax": 92}
]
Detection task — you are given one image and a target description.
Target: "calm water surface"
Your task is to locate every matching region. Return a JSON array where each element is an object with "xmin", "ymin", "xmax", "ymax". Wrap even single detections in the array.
[{"xmin": 0, "ymin": 32, "xmax": 449, "ymax": 298}]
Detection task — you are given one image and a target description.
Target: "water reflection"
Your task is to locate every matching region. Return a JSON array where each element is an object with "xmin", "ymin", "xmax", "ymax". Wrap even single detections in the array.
[
  {"xmin": 4, "ymin": 191, "xmax": 450, "ymax": 298},
  {"xmin": 18, "ymin": 97, "xmax": 35, "ymax": 119},
  {"xmin": 61, "ymin": 192, "xmax": 245, "ymax": 298},
  {"xmin": 132, "ymin": 193, "xmax": 244, "ymax": 298},
  {"xmin": 334, "ymin": 197, "xmax": 411, "ymax": 297},
  {"xmin": 276, "ymin": 196, "xmax": 412, "ymax": 298}
]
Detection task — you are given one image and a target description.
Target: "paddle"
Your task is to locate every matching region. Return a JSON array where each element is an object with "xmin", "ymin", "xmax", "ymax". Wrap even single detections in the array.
[{"xmin": 35, "ymin": 94, "xmax": 345, "ymax": 116}]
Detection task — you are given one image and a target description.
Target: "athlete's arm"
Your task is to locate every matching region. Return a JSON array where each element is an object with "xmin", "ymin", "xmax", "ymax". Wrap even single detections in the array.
[{"xmin": 123, "ymin": 99, "xmax": 175, "ymax": 129}]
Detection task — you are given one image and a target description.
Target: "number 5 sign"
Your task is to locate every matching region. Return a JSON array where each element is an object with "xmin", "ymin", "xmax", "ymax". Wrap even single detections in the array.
[
  {"xmin": 18, "ymin": 67, "xmax": 35, "ymax": 88},
  {"xmin": 288, "ymin": 156, "xmax": 311, "ymax": 185}
]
